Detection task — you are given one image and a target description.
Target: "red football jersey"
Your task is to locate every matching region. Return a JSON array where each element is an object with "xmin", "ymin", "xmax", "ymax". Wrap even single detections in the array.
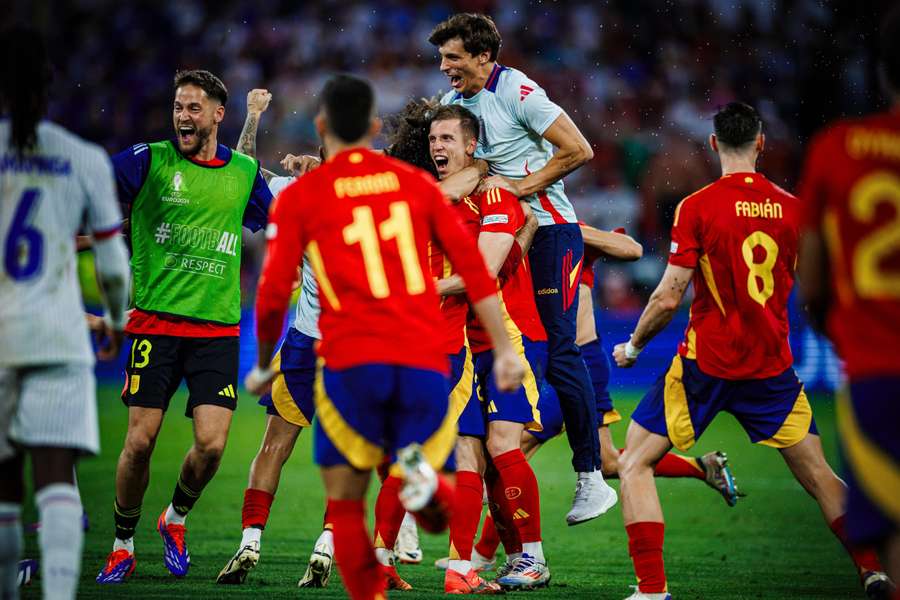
[
  {"xmin": 799, "ymin": 111, "xmax": 900, "ymax": 379},
  {"xmin": 428, "ymin": 196, "xmax": 482, "ymax": 355},
  {"xmin": 669, "ymin": 173, "xmax": 799, "ymax": 379},
  {"xmin": 255, "ymin": 148, "xmax": 496, "ymax": 373},
  {"xmin": 466, "ymin": 188, "xmax": 547, "ymax": 353}
]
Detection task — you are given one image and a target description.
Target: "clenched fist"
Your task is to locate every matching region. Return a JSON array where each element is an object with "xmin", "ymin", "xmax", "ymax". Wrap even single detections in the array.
[{"xmin": 247, "ymin": 88, "xmax": 272, "ymax": 114}]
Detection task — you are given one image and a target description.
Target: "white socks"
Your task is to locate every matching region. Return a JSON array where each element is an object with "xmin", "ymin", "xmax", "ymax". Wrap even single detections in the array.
[
  {"xmin": 0, "ymin": 502, "xmax": 22, "ymax": 599},
  {"xmin": 164, "ymin": 503, "xmax": 186, "ymax": 526},
  {"xmin": 113, "ymin": 537, "xmax": 134, "ymax": 553},
  {"xmin": 523, "ymin": 541, "xmax": 545, "ymax": 563},
  {"xmin": 448, "ymin": 559, "xmax": 471, "ymax": 575},
  {"xmin": 240, "ymin": 526, "xmax": 262, "ymax": 548},
  {"xmin": 36, "ymin": 483, "xmax": 83, "ymax": 600}
]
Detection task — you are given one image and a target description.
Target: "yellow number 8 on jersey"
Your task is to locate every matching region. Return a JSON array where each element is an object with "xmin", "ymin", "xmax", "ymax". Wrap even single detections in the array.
[{"xmin": 742, "ymin": 231, "xmax": 779, "ymax": 307}]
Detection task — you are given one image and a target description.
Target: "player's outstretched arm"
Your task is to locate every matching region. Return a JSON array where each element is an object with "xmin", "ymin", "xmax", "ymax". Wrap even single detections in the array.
[
  {"xmin": 580, "ymin": 224, "xmax": 643, "ymax": 261},
  {"xmin": 613, "ymin": 264, "xmax": 693, "ymax": 368},
  {"xmin": 247, "ymin": 187, "xmax": 307, "ymax": 394},
  {"xmin": 91, "ymin": 233, "xmax": 130, "ymax": 360},
  {"xmin": 237, "ymin": 88, "xmax": 277, "ymax": 182},
  {"xmin": 797, "ymin": 229, "xmax": 830, "ymax": 333},
  {"xmin": 484, "ymin": 113, "xmax": 593, "ymax": 198}
]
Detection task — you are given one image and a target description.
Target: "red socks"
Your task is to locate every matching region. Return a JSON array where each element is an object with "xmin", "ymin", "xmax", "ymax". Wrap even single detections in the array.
[
  {"xmin": 485, "ymin": 466, "xmax": 522, "ymax": 554},
  {"xmin": 493, "ymin": 449, "xmax": 541, "ymax": 544},
  {"xmin": 450, "ymin": 470, "xmax": 483, "ymax": 561},
  {"xmin": 653, "ymin": 453, "xmax": 705, "ymax": 479},
  {"xmin": 373, "ymin": 475, "xmax": 405, "ymax": 550},
  {"xmin": 241, "ymin": 488, "xmax": 274, "ymax": 530},
  {"xmin": 829, "ymin": 515, "xmax": 883, "ymax": 575},
  {"xmin": 475, "ymin": 513, "xmax": 501, "ymax": 559},
  {"xmin": 328, "ymin": 498, "xmax": 385, "ymax": 600},
  {"xmin": 626, "ymin": 521, "xmax": 667, "ymax": 593}
]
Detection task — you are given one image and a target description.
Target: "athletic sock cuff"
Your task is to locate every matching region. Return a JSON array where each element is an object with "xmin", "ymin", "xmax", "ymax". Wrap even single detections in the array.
[
  {"xmin": 456, "ymin": 470, "xmax": 483, "ymax": 491},
  {"xmin": 626, "ymin": 521, "xmax": 665, "ymax": 553},
  {"xmin": 35, "ymin": 483, "xmax": 81, "ymax": 508},
  {"xmin": 327, "ymin": 498, "xmax": 365, "ymax": 519},
  {"xmin": 492, "ymin": 448, "xmax": 527, "ymax": 470}
]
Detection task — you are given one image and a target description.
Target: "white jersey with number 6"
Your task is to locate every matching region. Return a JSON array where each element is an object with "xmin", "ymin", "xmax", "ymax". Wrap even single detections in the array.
[{"xmin": 0, "ymin": 120, "xmax": 122, "ymax": 367}]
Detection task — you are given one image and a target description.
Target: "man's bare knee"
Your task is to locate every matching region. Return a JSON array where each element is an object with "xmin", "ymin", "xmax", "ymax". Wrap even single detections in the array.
[
  {"xmin": 123, "ymin": 429, "xmax": 157, "ymax": 465},
  {"xmin": 193, "ymin": 434, "xmax": 227, "ymax": 466}
]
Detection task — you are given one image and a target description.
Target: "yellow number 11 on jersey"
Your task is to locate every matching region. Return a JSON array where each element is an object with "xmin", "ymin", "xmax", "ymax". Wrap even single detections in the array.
[{"xmin": 343, "ymin": 201, "xmax": 426, "ymax": 298}]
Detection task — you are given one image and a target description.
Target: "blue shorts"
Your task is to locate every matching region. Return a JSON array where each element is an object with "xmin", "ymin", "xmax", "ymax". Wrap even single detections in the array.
[
  {"xmin": 838, "ymin": 377, "xmax": 900, "ymax": 545},
  {"xmin": 458, "ymin": 335, "xmax": 546, "ymax": 437},
  {"xmin": 528, "ymin": 338, "xmax": 621, "ymax": 443},
  {"xmin": 632, "ymin": 355, "xmax": 817, "ymax": 452},
  {"xmin": 258, "ymin": 328, "xmax": 317, "ymax": 427},
  {"xmin": 313, "ymin": 362, "xmax": 456, "ymax": 472}
]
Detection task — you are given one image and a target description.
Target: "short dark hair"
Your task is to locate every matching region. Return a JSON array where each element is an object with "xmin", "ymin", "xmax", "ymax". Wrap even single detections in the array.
[
  {"xmin": 174, "ymin": 69, "xmax": 228, "ymax": 105},
  {"xmin": 429, "ymin": 13, "xmax": 502, "ymax": 62},
  {"xmin": 430, "ymin": 104, "xmax": 479, "ymax": 142},
  {"xmin": 0, "ymin": 25, "xmax": 51, "ymax": 154},
  {"xmin": 320, "ymin": 74, "xmax": 376, "ymax": 144},
  {"xmin": 880, "ymin": 5, "xmax": 900, "ymax": 93},
  {"xmin": 385, "ymin": 98, "xmax": 439, "ymax": 177},
  {"xmin": 713, "ymin": 102, "xmax": 762, "ymax": 150}
]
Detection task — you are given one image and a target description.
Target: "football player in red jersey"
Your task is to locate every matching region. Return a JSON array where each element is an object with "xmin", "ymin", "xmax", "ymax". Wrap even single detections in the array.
[
  {"xmin": 798, "ymin": 8, "xmax": 900, "ymax": 595},
  {"xmin": 246, "ymin": 74, "xmax": 523, "ymax": 600},
  {"xmin": 611, "ymin": 102, "xmax": 888, "ymax": 600},
  {"xmin": 424, "ymin": 104, "xmax": 549, "ymax": 591}
]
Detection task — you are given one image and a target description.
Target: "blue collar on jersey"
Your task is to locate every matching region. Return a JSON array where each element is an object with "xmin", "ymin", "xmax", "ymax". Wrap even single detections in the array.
[{"xmin": 453, "ymin": 63, "xmax": 508, "ymax": 100}]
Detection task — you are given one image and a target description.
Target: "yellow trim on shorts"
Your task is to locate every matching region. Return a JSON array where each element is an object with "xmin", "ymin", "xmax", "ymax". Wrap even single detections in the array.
[
  {"xmin": 757, "ymin": 388, "xmax": 812, "ymax": 449},
  {"xmin": 602, "ymin": 409, "xmax": 622, "ymax": 426},
  {"xmin": 663, "ymin": 355, "xmax": 697, "ymax": 452},
  {"xmin": 837, "ymin": 390, "xmax": 900, "ymax": 524},
  {"xmin": 495, "ymin": 290, "xmax": 542, "ymax": 430},
  {"xmin": 448, "ymin": 344, "xmax": 475, "ymax": 422},
  {"xmin": 313, "ymin": 359, "xmax": 384, "ymax": 470},
  {"xmin": 269, "ymin": 349, "xmax": 311, "ymax": 428}
]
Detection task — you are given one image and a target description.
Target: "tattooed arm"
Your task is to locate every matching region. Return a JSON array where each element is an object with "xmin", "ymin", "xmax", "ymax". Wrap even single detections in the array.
[{"xmin": 237, "ymin": 88, "xmax": 277, "ymax": 182}]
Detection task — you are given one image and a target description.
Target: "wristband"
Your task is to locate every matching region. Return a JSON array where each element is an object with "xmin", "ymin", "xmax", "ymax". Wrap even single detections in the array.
[{"xmin": 624, "ymin": 339, "xmax": 642, "ymax": 360}]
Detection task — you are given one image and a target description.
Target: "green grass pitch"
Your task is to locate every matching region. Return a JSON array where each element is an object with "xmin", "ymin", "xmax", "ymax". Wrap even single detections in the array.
[{"xmin": 19, "ymin": 387, "xmax": 864, "ymax": 599}]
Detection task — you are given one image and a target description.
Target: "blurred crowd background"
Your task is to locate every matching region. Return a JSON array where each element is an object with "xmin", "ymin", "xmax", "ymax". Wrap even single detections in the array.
[{"xmin": 6, "ymin": 0, "xmax": 893, "ymax": 313}]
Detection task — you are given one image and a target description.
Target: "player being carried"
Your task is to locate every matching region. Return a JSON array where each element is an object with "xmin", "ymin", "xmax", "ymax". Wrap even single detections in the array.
[
  {"xmin": 96, "ymin": 69, "xmax": 274, "ymax": 583},
  {"xmin": 797, "ymin": 6, "xmax": 900, "ymax": 596},
  {"xmin": 415, "ymin": 103, "xmax": 546, "ymax": 592},
  {"xmin": 0, "ymin": 27, "xmax": 131, "ymax": 600},
  {"xmin": 245, "ymin": 74, "xmax": 523, "ymax": 600},
  {"xmin": 612, "ymin": 102, "xmax": 890, "ymax": 600},
  {"xmin": 429, "ymin": 13, "xmax": 617, "ymax": 525}
]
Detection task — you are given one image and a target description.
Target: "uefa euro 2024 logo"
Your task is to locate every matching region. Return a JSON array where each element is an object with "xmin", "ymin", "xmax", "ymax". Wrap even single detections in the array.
[{"xmin": 173, "ymin": 171, "xmax": 184, "ymax": 193}]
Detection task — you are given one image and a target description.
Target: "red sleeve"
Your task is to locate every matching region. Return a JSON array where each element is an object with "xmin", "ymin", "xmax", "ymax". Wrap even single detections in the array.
[
  {"xmin": 797, "ymin": 129, "xmax": 833, "ymax": 230},
  {"xmin": 496, "ymin": 240, "xmax": 523, "ymax": 284},
  {"xmin": 668, "ymin": 196, "xmax": 701, "ymax": 268},
  {"xmin": 255, "ymin": 183, "xmax": 307, "ymax": 344},
  {"xmin": 429, "ymin": 184, "xmax": 496, "ymax": 303},
  {"xmin": 479, "ymin": 188, "xmax": 521, "ymax": 234}
]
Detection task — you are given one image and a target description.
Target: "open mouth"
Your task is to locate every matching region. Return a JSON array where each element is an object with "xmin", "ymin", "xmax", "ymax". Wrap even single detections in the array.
[
  {"xmin": 178, "ymin": 125, "xmax": 197, "ymax": 145},
  {"xmin": 449, "ymin": 75, "xmax": 462, "ymax": 89},
  {"xmin": 433, "ymin": 155, "xmax": 449, "ymax": 171}
]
